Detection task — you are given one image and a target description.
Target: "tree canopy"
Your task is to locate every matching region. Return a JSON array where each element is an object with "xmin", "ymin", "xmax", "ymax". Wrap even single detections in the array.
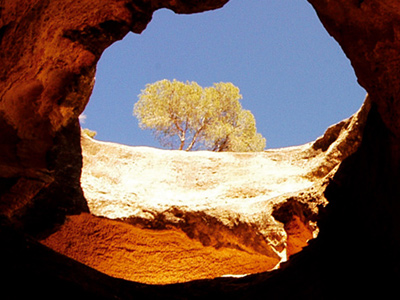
[{"xmin": 133, "ymin": 79, "xmax": 266, "ymax": 152}]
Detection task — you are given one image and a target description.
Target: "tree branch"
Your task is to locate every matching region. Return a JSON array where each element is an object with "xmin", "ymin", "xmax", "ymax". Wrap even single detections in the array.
[{"xmin": 186, "ymin": 118, "xmax": 206, "ymax": 151}]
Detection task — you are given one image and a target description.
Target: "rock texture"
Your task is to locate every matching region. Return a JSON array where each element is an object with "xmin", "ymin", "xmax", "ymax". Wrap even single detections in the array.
[
  {"xmin": 1, "ymin": 0, "xmax": 400, "ymax": 299},
  {"xmin": 40, "ymin": 98, "xmax": 368, "ymax": 283},
  {"xmin": 0, "ymin": 0, "xmax": 229, "ymax": 231},
  {"xmin": 41, "ymin": 212, "xmax": 280, "ymax": 284},
  {"xmin": 73, "ymin": 99, "xmax": 368, "ymax": 274},
  {"xmin": 309, "ymin": 0, "xmax": 400, "ymax": 137},
  {"xmin": 80, "ymin": 135, "xmax": 320, "ymax": 260},
  {"xmin": 39, "ymin": 135, "xmax": 324, "ymax": 283}
]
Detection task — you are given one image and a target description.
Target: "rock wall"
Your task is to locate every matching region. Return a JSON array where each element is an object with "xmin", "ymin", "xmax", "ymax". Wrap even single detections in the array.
[
  {"xmin": 74, "ymin": 100, "xmax": 367, "ymax": 274},
  {"xmin": 309, "ymin": 0, "xmax": 400, "ymax": 137},
  {"xmin": 0, "ymin": 0, "xmax": 228, "ymax": 229},
  {"xmin": 1, "ymin": 0, "xmax": 400, "ymax": 299}
]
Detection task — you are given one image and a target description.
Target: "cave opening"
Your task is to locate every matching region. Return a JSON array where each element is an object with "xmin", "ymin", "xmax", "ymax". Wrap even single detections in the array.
[
  {"xmin": 3, "ymin": 0, "xmax": 400, "ymax": 297},
  {"xmin": 41, "ymin": 0, "xmax": 368, "ymax": 285},
  {"xmin": 82, "ymin": 0, "xmax": 366, "ymax": 149}
]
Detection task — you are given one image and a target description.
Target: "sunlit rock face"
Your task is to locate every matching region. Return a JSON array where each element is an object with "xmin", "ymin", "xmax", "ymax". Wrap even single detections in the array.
[
  {"xmin": 1, "ymin": 0, "xmax": 400, "ymax": 299},
  {"xmin": 0, "ymin": 0, "xmax": 228, "ymax": 231},
  {"xmin": 40, "ymin": 100, "xmax": 368, "ymax": 284},
  {"xmin": 44, "ymin": 136, "xmax": 323, "ymax": 283}
]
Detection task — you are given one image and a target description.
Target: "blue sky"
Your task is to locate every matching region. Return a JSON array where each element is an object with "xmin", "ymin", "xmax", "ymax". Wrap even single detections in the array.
[{"xmin": 82, "ymin": 0, "xmax": 366, "ymax": 149}]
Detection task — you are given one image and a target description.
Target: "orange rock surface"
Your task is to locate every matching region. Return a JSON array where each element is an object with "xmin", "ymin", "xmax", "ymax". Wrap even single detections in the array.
[
  {"xmin": 41, "ymin": 213, "xmax": 279, "ymax": 284},
  {"xmin": 2, "ymin": 0, "xmax": 400, "ymax": 299}
]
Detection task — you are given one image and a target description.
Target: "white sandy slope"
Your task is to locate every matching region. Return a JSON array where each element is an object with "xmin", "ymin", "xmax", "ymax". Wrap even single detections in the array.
[{"xmin": 81, "ymin": 137, "xmax": 317, "ymax": 220}]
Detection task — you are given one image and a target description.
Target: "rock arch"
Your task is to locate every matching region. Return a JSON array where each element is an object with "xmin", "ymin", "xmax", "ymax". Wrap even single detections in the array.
[{"xmin": 1, "ymin": 0, "xmax": 400, "ymax": 298}]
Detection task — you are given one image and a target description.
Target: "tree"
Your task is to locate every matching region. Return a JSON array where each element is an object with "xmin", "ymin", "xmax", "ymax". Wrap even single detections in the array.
[{"xmin": 133, "ymin": 79, "xmax": 266, "ymax": 152}]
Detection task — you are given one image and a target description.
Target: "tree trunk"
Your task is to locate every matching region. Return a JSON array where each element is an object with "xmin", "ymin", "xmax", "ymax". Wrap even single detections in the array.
[
  {"xmin": 179, "ymin": 135, "xmax": 185, "ymax": 150},
  {"xmin": 186, "ymin": 119, "xmax": 206, "ymax": 151},
  {"xmin": 186, "ymin": 129, "xmax": 202, "ymax": 151}
]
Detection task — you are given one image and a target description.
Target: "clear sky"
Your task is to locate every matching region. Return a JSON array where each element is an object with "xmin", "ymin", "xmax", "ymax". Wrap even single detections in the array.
[{"xmin": 82, "ymin": 0, "xmax": 366, "ymax": 149}]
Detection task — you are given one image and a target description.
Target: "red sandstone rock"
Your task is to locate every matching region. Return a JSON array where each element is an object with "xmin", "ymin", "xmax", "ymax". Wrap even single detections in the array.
[
  {"xmin": 41, "ymin": 213, "xmax": 280, "ymax": 284},
  {"xmin": 1, "ymin": 0, "xmax": 400, "ymax": 299},
  {"xmin": 0, "ymin": 0, "xmax": 228, "ymax": 227},
  {"xmin": 309, "ymin": 0, "xmax": 400, "ymax": 136}
]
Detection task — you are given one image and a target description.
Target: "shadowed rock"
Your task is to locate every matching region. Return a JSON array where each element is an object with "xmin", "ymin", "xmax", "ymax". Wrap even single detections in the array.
[{"xmin": 1, "ymin": 0, "xmax": 400, "ymax": 298}]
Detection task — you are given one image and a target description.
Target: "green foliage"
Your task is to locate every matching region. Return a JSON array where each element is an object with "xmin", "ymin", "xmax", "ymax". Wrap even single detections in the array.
[
  {"xmin": 82, "ymin": 128, "xmax": 97, "ymax": 139},
  {"xmin": 133, "ymin": 79, "xmax": 266, "ymax": 152}
]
